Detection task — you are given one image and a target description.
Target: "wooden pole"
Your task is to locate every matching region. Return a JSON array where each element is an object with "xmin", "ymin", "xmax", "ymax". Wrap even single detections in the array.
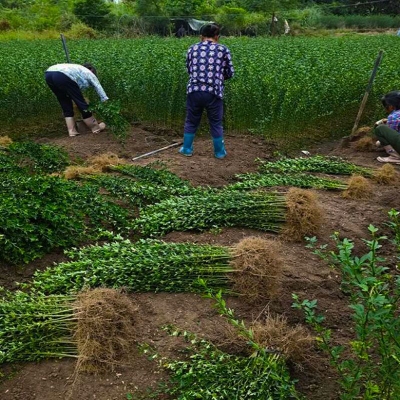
[
  {"xmin": 350, "ymin": 50, "xmax": 384, "ymax": 136},
  {"xmin": 60, "ymin": 34, "xmax": 71, "ymax": 63}
]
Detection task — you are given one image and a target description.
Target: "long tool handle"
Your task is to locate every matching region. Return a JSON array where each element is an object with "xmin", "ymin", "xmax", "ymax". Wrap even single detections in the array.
[
  {"xmin": 351, "ymin": 50, "xmax": 384, "ymax": 136},
  {"xmin": 60, "ymin": 34, "xmax": 71, "ymax": 63},
  {"xmin": 132, "ymin": 142, "xmax": 183, "ymax": 161}
]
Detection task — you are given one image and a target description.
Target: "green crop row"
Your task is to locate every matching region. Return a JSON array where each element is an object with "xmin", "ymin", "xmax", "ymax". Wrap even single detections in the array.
[{"xmin": 1, "ymin": 35, "xmax": 399, "ymax": 138}]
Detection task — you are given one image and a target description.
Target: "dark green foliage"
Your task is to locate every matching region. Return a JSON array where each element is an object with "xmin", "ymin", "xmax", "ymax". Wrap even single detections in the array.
[
  {"xmin": 258, "ymin": 156, "xmax": 373, "ymax": 177},
  {"xmin": 7, "ymin": 141, "xmax": 70, "ymax": 173},
  {"xmin": 112, "ymin": 163, "xmax": 191, "ymax": 191},
  {"xmin": 73, "ymin": 0, "xmax": 111, "ymax": 30},
  {"xmin": 0, "ymin": 289, "xmax": 77, "ymax": 363},
  {"xmin": 0, "ymin": 174, "xmax": 131, "ymax": 264},
  {"xmin": 134, "ymin": 190, "xmax": 287, "ymax": 237},
  {"xmin": 161, "ymin": 334, "xmax": 299, "ymax": 399},
  {"xmin": 29, "ymin": 238, "xmax": 233, "ymax": 294},
  {"xmin": 228, "ymin": 172, "xmax": 347, "ymax": 190},
  {"xmin": 85, "ymin": 165, "xmax": 193, "ymax": 207},
  {"xmin": 0, "ymin": 142, "xmax": 69, "ymax": 174},
  {"xmin": 90, "ymin": 100, "xmax": 130, "ymax": 141}
]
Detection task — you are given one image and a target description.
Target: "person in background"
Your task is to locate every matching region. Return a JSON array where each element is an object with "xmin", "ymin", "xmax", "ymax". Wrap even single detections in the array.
[
  {"xmin": 179, "ymin": 23, "xmax": 234, "ymax": 159},
  {"xmin": 176, "ymin": 25, "xmax": 186, "ymax": 38},
  {"xmin": 45, "ymin": 63, "xmax": 108, "ymax": 137},
  {"xmin": 375, "ymin": 90, "xmax": 400, "ymax": 164}
]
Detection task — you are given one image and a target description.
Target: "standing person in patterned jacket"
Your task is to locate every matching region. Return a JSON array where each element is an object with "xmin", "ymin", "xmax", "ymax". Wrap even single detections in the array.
[
  {"xmin": 179, "ymin": 23, "xmax": 234, "ymax": 159},
  {"xmin": 45, "ymin": 63, "xmax": 108, "ymax": 137}
]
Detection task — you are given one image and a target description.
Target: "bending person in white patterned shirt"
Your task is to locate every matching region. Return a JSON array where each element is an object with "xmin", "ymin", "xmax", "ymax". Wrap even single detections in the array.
[{"xmin": 45, "ymin": 63, "xmax": 108, "ymax": 137}]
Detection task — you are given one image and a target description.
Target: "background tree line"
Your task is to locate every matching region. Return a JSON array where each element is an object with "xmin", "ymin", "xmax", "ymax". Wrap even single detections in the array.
[{"xmin": 0, "ymin": 0, "xmax": 399, "ymax": 36}]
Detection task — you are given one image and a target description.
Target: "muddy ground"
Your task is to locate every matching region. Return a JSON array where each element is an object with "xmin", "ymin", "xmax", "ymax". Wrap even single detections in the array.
[{"xmin": 0, "ymin": 125, "xmax": 399, "ymax": 400}]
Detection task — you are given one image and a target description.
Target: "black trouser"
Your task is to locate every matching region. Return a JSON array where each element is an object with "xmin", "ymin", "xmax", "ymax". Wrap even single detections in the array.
[
  {"xmin": 375, "ymin": 124, "xmax": 400, "ymax": 154},
  {"xmin": 45, "ymin": 71, "xmax": 92, "ymax": 118}
]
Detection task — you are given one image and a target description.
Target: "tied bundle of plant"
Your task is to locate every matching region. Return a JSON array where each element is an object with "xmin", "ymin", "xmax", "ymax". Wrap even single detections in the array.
[
  {"xmin": 230, "ymin": 237, "xmax": 283, "ymax": 303},
  {"xmin": 342, "ymin": 175, "xmax": 372, "ymax": 199},
  {"xmin": 372, "ymin": 164, "xmax": 399, "ymax": 185},
  {"xmin": 353, "ymin": 136, "xmax": 376, "ymax": 152},
  {"xmin": 258, "ymin": 155, "xmax": 373, "ymax": 177},
  {"xmin": 90, "ymin": 100, "xmax": 130, "ymax": 141},
  {"xmin": 30, "ymin": 238, "xmax": 234, "ymax": 295},
  {"xmin": 0, "ymin": 174, "xmax": 130, "ymax": 264},
  {"xmin": 112, "ymin": 163, "xmax": 192, "ymax": 192},
  {"xmin": 228, "ymin": 172, "xmax": 347, "ymax": 191},
  {"xmin": 31, "ymin": 237, "xmax": 285, "ymax": 302},
  {"xmin": 133, "ymin": 190, "xmax": 287, "ymax": 237},
  {"xmin": 0, "ymin": 289, "xmax": 78, "ymax": 364},
  {"xmin": 83, "ymin": 173, "xmax": 193, "ymax": 208},
  {"xmin": 0, "ymin": 288, "xmax": 138, "ymax": 369},
  {"xmin": 283, "ymin": 188, "xmax": 323, "ymax": 241},
  {"xmin": 74, "ymin": 288, "xmax": 138, "ymax": 372}
]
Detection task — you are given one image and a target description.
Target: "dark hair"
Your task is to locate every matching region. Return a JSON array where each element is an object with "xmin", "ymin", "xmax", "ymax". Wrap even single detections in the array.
[
  {"xmin": 382, "ymin": 91, "xmax": 400, "ymax": 110},
  {"xmin": 200, "ymin": 23, "xmax": 220, "ymax": 38},
  {"xmin": 83, "ymin": 62, "xmax": 97, "ymax": 76}
]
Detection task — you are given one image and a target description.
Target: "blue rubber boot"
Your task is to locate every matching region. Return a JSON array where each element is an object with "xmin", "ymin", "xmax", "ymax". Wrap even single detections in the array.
[
  {"xmin": 179, "ymin": 133, "xmax": 195, "ymax": 157},
  {"xmin": 213, "ymin": 137, "xmax": 227, "ymax": 159}
]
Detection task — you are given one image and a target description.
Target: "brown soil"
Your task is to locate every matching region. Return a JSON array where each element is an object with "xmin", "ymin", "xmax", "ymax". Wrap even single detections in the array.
[{"xmin": 1, "ymin": 126, "xmax": 399, "ymax": 400}]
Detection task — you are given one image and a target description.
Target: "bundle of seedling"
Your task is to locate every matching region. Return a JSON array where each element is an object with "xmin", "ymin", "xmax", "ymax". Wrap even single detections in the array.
[
  {"xmin": 111, "ymin": 163, "xmax": 192, "ymax": 191},
  {"xmin": 134, "ymin": 187, "xmax": 322, "ymax": 240},
  {"xmin": 0, "ymin": 288, "xmax": 138, "ymax": 369},
  {"xmin": 258, "ymin": 155, "xmax": 373, "ymax": 177},
  {"xmin": 0, "ymin": 173, "xmax": 131, "ymax": 264},
  {"xmin": 31, "ymin": 236, "xmax": 285, "ymax": 307},
  {"xmin": 228, "ymin": 172, "xmax": 347, "ymax": 191},
  {"xmin": 134, "ymin": 190, "xmax": 287, "ymax": 237},
  {"xmin": 0, "ymin": 140, "xmax": 70, "ymax": 174},
  {"xmin": 84, "ymin": 173, "xmax": 194, "ymax": 207}
]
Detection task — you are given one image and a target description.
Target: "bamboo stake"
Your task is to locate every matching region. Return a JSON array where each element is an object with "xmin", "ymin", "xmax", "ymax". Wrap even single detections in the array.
[{"xmin": 350, "ymin": 50, "xmax": 384, "ymax": 136}]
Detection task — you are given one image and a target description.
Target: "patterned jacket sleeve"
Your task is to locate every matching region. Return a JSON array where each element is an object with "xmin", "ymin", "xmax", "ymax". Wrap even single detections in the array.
[
  {"xmin": 223, "ymin": 48, "xmax": 234, "ymax": 80},
  {"xmin": 387, "ymin": 111, "xmax": 400, "ymax": 132},
  {"xmin": 87, "ymin": 72, "xmax": 109, "ymax": 102}
]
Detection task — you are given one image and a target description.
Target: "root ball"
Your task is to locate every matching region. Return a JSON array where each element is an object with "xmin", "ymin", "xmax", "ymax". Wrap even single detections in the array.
[
  {"xmin": 74, "ymin": 288, "xmax": 138, "ymax": 372},
  {"xmin": 230, "ymin": 237, "xmax": 283, "ymax": 303},
  {"xmin": 283, "ymin": 188, "xmax": 323, "ymax": 241},
  {"xmin": 372, "ymin": 164, "xmax": 399, "ymax": 185},
  {"xmin": 342, "ymin": 175, "xmax": 372, "ymax": 199}
]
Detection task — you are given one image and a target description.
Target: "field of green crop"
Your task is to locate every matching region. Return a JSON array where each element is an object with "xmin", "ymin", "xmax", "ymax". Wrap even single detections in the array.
[{"xmin": 1, "ymin": 35, "xmax": 400, "ymax": 138}]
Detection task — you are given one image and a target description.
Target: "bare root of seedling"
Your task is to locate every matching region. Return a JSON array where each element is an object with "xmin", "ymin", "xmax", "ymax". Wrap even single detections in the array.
[
  {"xmin": 342, "ymin": 175, "xmax": 372, "ymax": 199},
  {"xmin": 353, "ymin": 136, "xmax": 376, "ymax": 152},
  {"xmin": 73, "ymin": 288, "xmax": 138, "ymax": 373},
  {"xmin": 283, "ymin": 188, "xmax": 323, "ymax": 241},
  {"xmin": 251, "ymin": 314, "xmax": 314, "ymax": 366},
  {"xmin": 88, "ymin": 152, "xmax": 126, "ymax": 172},
  {"xmin": 63, "ymin": 165, "xmax": 100, "ymax": 179},
  {"xmin": 230, "ymin": 237, "xmax": 283, "ymax": 303},
  {"xmin": 372, "ymin": 164, "xmax": 399, "ymax": 185}
]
